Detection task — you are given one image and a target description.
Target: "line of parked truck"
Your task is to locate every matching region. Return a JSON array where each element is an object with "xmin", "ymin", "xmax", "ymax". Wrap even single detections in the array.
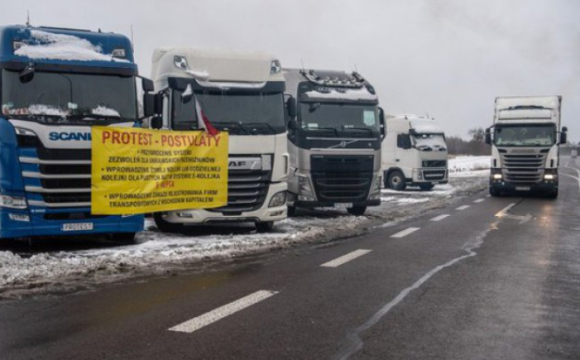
[{"xmin": 0, "ymin": 24, "xmax": 566, "ymax": 243}]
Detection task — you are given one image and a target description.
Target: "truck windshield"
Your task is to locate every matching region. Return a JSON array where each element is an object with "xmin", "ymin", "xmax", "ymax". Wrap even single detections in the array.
[
  {"xmin": 413, "ymin": 134, "xmax": 447, "ymax": 151},
  {"xmin": 299, "ymin": 102, "xmax": 379, "ymax": 137},
  {"xmin": 1, "ymin": 69, "xmax": 137, "ymax": 125},
  {"xmin": 494, "ymin": 124, "xmax": 556, "ymax": 147},
  {"xmin": 172, "ymin": 89, "xmax": 285, "ymax": 135}
]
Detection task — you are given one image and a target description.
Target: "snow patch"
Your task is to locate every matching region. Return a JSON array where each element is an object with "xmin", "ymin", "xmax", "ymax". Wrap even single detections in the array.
[
  {"xmin": 304, "ymin": 88, "xmax": 378, "ymax": 101},
  {"xmin": 27, "ymin": 104, "xmax": 68, "ymax": 116},
  {"xmin": 15, "ymin": 30, "xmax": 125, "ymax": 62},
  {"xmin": 449, "ymin": 156, "xmax": 490, "ymax": 176},
  {"xmin": 410, "ymin": 119, "xmax": 443, "ymax": 134},
  {"xmin": 92, "ymin": 106, "xmax": 120, "ymax": 117}
]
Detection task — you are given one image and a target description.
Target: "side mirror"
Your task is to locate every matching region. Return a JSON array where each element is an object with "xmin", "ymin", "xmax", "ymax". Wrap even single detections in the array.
[
  {"xmin": 286, "ymin": 96, "xmax": 297, "ymax": 118},
  {"xmin": 19, "ymin": 64, "xmax": 35, "ymax": 83},
  {"xmin": 397, "ymin": 134, "xmax": 412, "ymax": 149},
  {"xmin": 150, "ymin": 116, "xmax": 163, "ymax": 130},
  {"xmin": 142, "ymin": 77, "xmax": 155, "ymax": 93},
  {"xmin": 288, "ymin": 119, "xmax": 299, "ymax": 131},
  {"xmin": 560, "ymin": 129, "xmax": 568, "ymax": 145},
  {"xmin": 378, "ymin": 107, "xmax": 386, "ymax": 140},
  {"xmin": 485, "ymin": 128, "xmax": 492, "ymax": 145},
  {"xmin": 143, "ymin": 94, "xmax": 156, "ymax": 118}
]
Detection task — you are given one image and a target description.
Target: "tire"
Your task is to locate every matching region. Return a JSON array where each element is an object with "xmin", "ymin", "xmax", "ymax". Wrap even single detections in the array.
[
  {"xmin": 287, "ymin": 205, "xmax": 297, "ymax": 217},
  {"xmin": 489, "ymin": 187, "xmax": 500, "ymax": 197},
  {"xmin": 108, "ymin": 232, "xmax": 137, "ymax": 245},
  {"xmin": 153, "ymin": 212, "xmax": 185, "ymax": 233},
  {"xmin": 256, "ymin": 221, "xmax": 274, "ymax": 233},
  {"xmin": 419, "ymin": 183, "xmax": 435, "ymax": 191},
  {"xmin": 387, "ymin": 170, "xmax": 407, "ymax": 191},
  {"xmin": 347, "ymin": 206, "xmax": 367, "ymax": 216}
]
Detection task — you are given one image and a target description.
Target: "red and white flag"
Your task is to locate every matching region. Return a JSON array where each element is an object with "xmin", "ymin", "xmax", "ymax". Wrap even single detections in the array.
[{"xmin": 195, "ymin": 98, "xmax": 219, "ymax": 136}]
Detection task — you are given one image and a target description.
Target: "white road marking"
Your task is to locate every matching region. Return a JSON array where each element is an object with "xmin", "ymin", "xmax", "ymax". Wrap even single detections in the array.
[
  {"xmin": 430, "ymin": 214, "xmax": 450, "ymax": 222},
  {"xmin": 486, "ymin": 194, "xmax": 491, "ymax": 197},
  {"xmin": 474, "ymin": 199, "xmax": 485, "ymax": 203},
  {"xmin": 456, "ymin": 205, "xmax": 470, "ymax": 211},
  {"xmin": 321, "ymin": 249, "xmax": 372, "ymax": 268},
  {"xmin": 390, "ymin": 227, "xmax": 420, "ymax": 238},
  {"xmin": 495, "ymin": 203, "xmax": 516, "ymax": 217},
  {"xmin": 168, "ymin": 290, "xmax": 278, "ymax": 333}
]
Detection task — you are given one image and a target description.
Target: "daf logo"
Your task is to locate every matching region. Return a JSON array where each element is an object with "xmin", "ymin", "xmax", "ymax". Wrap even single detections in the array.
[{"xmin": 229, "ymin": 161, "xmax": 247, "ymax": 167}]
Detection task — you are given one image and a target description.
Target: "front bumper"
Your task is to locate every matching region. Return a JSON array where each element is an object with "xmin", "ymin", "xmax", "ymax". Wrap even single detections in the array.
[
  {"xmin": 161, "ymin": 182, "xmax": 287, "ymax": 224},
  {"xmin": 0, "ymin": 208, "xmax": 143, "ymax": 239},
  {"xmin": 294, "ymin": 199, "xmax": 381, "ymax": 208},
  {"xmin": 490, "ymin": 180, "xmax": 558, "ymax": 194},
  {"xmin": 407, "ymin": 168, "xmax": 448, "ymax": 185}
]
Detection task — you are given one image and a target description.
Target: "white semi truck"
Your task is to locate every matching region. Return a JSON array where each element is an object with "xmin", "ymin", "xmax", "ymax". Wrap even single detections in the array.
[
  {"xmin": 485, "ymin": 96, "xmax": 567, "ymax": 198},
  {"xmin": 381, "ymin": 114, "xmax": 448, "ymax": 191},
  {"xmin": 283, "ymin": 69, "xmax": 384, "ymax": 216},
  {"xmin": 150, "ymin": 48, "xmax": 289, "ymax": 232}
]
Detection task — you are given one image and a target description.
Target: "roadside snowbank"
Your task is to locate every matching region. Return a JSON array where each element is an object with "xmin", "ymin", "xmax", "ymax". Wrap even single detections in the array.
[{"xmin": 449, "ymin": 156, "xmax": 490, "ymax": 177}]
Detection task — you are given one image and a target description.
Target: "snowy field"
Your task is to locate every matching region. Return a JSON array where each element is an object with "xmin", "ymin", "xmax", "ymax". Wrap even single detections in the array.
[{"xmin": 0, "ymin": 157, "xmax": 490, "ymax": 299}]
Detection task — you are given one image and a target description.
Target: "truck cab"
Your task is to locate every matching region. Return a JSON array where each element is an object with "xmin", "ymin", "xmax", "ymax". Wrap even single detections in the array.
[
  {"xmin": 283, "ymin": 69, "xmax": 383, "ymax": 216},
  {"xmin": 382, "ymin": 115, "xmax": 448, "ymax": 191},
  {"xmin": 150, "ymin": 48, "xmax": 289, "ymax": 232},
  {"xmin": 0, "ymin": 25, "xmax": 152, "ymax": 242},
  {"xmin": 486, "ymin": 96, "xmax": 566, "ymax": 198}
]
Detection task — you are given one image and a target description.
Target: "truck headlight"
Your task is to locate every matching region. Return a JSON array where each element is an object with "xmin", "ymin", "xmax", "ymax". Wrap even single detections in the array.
[
  {"xmin": 269, "ymin": 191, "xmax": 287, "ymax": 208},
  {"xmin": 492, "ymin": 173, "xmax": 502, "ymax": 180},
  {"xmin": 369, "ymin": 176, "xmax": 381, "ymax": 200},
  {"xmin": 298, "ymin": 175, "xmax": 314, "ymax": 195},
  {"xmin": 544, "ymin": 174, "xmax": 555, "ymax": 180},
  {"xmin": 0, "ymin": 195, "xmax": 28, "ymax": 209}
]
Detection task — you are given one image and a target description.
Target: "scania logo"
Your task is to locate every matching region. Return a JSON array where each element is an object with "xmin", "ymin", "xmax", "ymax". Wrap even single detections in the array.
[
  {"xmin": 511, "ymin": 149, "xmax": 535, "ymax": 154},
  {"xmin": 49, "ymin": 132, "xmax": 92, "ymax": 141}
]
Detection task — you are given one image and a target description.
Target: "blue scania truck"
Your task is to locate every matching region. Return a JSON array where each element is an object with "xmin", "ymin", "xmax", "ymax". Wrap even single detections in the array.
[{"xmin": 0, "ymin": 25, "xmax": 154, "ymax": 242}]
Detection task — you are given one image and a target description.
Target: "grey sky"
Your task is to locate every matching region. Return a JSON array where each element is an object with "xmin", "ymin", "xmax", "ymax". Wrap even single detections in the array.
[{"xmin": 2, "ymin": 0, "xmax": 579, "ymax": 140}]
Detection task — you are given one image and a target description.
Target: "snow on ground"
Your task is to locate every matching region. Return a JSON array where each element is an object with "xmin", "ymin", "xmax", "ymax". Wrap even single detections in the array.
[
  {"xmin": 0, "ymin": 172, "xmax": 488, "ymax": 299},
  {"xmin": 449, "ymin": 156, "xmax": 490, "ymax": 175}
]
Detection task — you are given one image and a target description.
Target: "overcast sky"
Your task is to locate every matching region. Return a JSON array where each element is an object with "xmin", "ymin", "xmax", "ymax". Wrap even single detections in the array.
[{"xmin": 2, "ymin": 0, "xmax": 579, "ymax": 140}]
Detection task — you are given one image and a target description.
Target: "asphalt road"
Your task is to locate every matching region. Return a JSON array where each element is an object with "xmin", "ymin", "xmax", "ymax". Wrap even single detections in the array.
[{"xmin": 2, "ymin": 160, "xmax": 580, "ymax": 360}]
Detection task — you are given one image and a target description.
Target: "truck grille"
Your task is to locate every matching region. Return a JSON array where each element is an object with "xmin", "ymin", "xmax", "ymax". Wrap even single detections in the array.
[
  {"xmin": 501, "ymin": 153, "xmax": 546, "ymax": 183},
  {"xmin": 20, "ymin": 146, "xmax": 91, "ymax": 208},
  {"xmin": 422, "ymin": 169, "xmax": 447, "ymax": 181},
  {"xmin": 311, "ymin": 155, "xmax": 374, "ymax": 203},
  {"xmin": 207, "ymin": 169, "xmax": 272, "ymax": 214},
  {"xmin": 422, "ymin": 160, "xmax": 447, "ymax": 168}
]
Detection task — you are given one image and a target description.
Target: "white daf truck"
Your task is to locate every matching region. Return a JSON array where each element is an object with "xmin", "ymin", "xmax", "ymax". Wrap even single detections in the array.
[
  {"xmin": 485, "ymin": 96, "xmax": 567, "ymax": 198},
  {"xmin": 150, "ymin": 48, "xmax": 289, "ymax": 232},
  {"xmin": 283, "ymin": 69, "xmax": 384, "ymax": 216},
  {"xmin": 382, "ymin": 115, "xmax": 448, "ymax": 191}
]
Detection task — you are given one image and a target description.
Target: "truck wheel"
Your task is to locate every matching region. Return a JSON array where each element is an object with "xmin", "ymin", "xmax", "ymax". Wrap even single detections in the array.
[
  {"xmin": 256, "ymin": 221, "xmax": 274, "ymax": 233},
  {"xmin": 388, "ymin": 171, "xmax": 406, "ymax": 191},
  {"xmin": 108, "ymin": 232, "xmax": 137, "ymax": 245},
  {"xmin": 419, "ymin": 184, "xmax": 435, "ymax": 191},
  {"xmin": 489, "ymin": 187, "xmax": 501, "ymax": 197},
  {"xmin": 287, "ymin": 205, "xmax": 297, "ymax": 217},
  {"xmin": 347, "ymin": 206, "xmax": 367, "ymax": 216},
  {"xmin": 153, "ymin": 213, "xmax": 185, "ymax": 233}
]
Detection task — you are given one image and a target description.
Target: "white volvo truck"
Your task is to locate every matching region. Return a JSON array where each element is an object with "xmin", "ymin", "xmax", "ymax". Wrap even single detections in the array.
[
  {"xmin": 283, "ymin": 69, "xmax": 384, "ymax": 216},
  {"xmin": 485, "ymin": 96, "xmax": 567, "ymax": 198},
  {"xmin": 382, "ymin": 114, "xmax": 448, "ymax": 191},
  {"xmin": 150, "ymin": 48, "xmax": 289, "ymax": 232}
]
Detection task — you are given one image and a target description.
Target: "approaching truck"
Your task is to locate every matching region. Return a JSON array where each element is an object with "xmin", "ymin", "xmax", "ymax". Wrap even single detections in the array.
[
  {"xmin": 485, "ymin": 96, "xmax": 567, "ymax": 198},
  {"xmin": 283, "ymin": 69, "xmax": 383, "ymax": 216},
  {"xmin": 150, "ymin": 48, "xmax": 289, "ymax": 232},
  {"xmin": 382, "ymin": 114, "xmax": 448, "ymax": 191},
  {"xmin": 0, "ymin": 25, "xmax": 154, "ymax": 241}
]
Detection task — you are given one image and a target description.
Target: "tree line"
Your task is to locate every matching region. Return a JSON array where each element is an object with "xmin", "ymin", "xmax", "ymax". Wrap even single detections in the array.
[{"xmin": 446, "ymin": 128, "xmax": 490, "ymax": 156}]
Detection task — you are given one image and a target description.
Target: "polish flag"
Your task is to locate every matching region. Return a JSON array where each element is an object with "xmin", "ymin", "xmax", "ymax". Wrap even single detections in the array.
[{"xmin": 195, "ymin": 98, "xmax": 219, "ymax": 136}]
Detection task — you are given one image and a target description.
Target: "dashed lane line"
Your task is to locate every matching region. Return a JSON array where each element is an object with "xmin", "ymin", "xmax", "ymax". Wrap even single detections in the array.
[
  {"xmin": 456, "ymin": 205, "xmax": 470, "ymax": 211},
  {"xmin": 474, "ymin": 199, "xmax": 485, "ymax": 203},
  {"xmin": 321, "ymin": 249, "xmax": 372, "ymax": 268},
  {"xmin": 390, "ymin": 227, "xmax": 420, "ymax": 238},
  {"xmin": 168, "ymin": 290, "xmax": 278, "ymax": 333},
  {"xmin": 430, "ymin": 214, "xmax": 450, "ymax": 222}
]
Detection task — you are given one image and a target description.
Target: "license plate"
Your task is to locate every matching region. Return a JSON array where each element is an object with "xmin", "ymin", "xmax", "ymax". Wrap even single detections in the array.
[
  {"xmin": 62, "ymin": 223, "xmax": 94, "ymax": 231},
  {"xmin": 335, "ymin": 203, "xmax": 353, "ymax": 209},
  {"xmin": 515, "ymin": 186, "xmax": 531, "ymax": 191}
]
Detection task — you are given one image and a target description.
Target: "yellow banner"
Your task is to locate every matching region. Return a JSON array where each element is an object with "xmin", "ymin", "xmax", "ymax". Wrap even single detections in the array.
[{"xmin": 91, "ymin": 127, "xmax": 228, "ymax": 215}]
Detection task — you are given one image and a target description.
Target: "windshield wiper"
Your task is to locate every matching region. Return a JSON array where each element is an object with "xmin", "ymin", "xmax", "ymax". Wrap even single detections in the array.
[
  {"xmin": 212, "ymin": 121, "xmax": 249, "ymax": 134},
  {"xmin": 342, "ymin": 127, "xmax": 374, "ymax": 135},
  {"xmin": 305, "ymin": 127, "xmax": 339, "ymax": 136},
  {"xmin": 242, "ymin": 122, "xmax": 276, "ymax": 134}
]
